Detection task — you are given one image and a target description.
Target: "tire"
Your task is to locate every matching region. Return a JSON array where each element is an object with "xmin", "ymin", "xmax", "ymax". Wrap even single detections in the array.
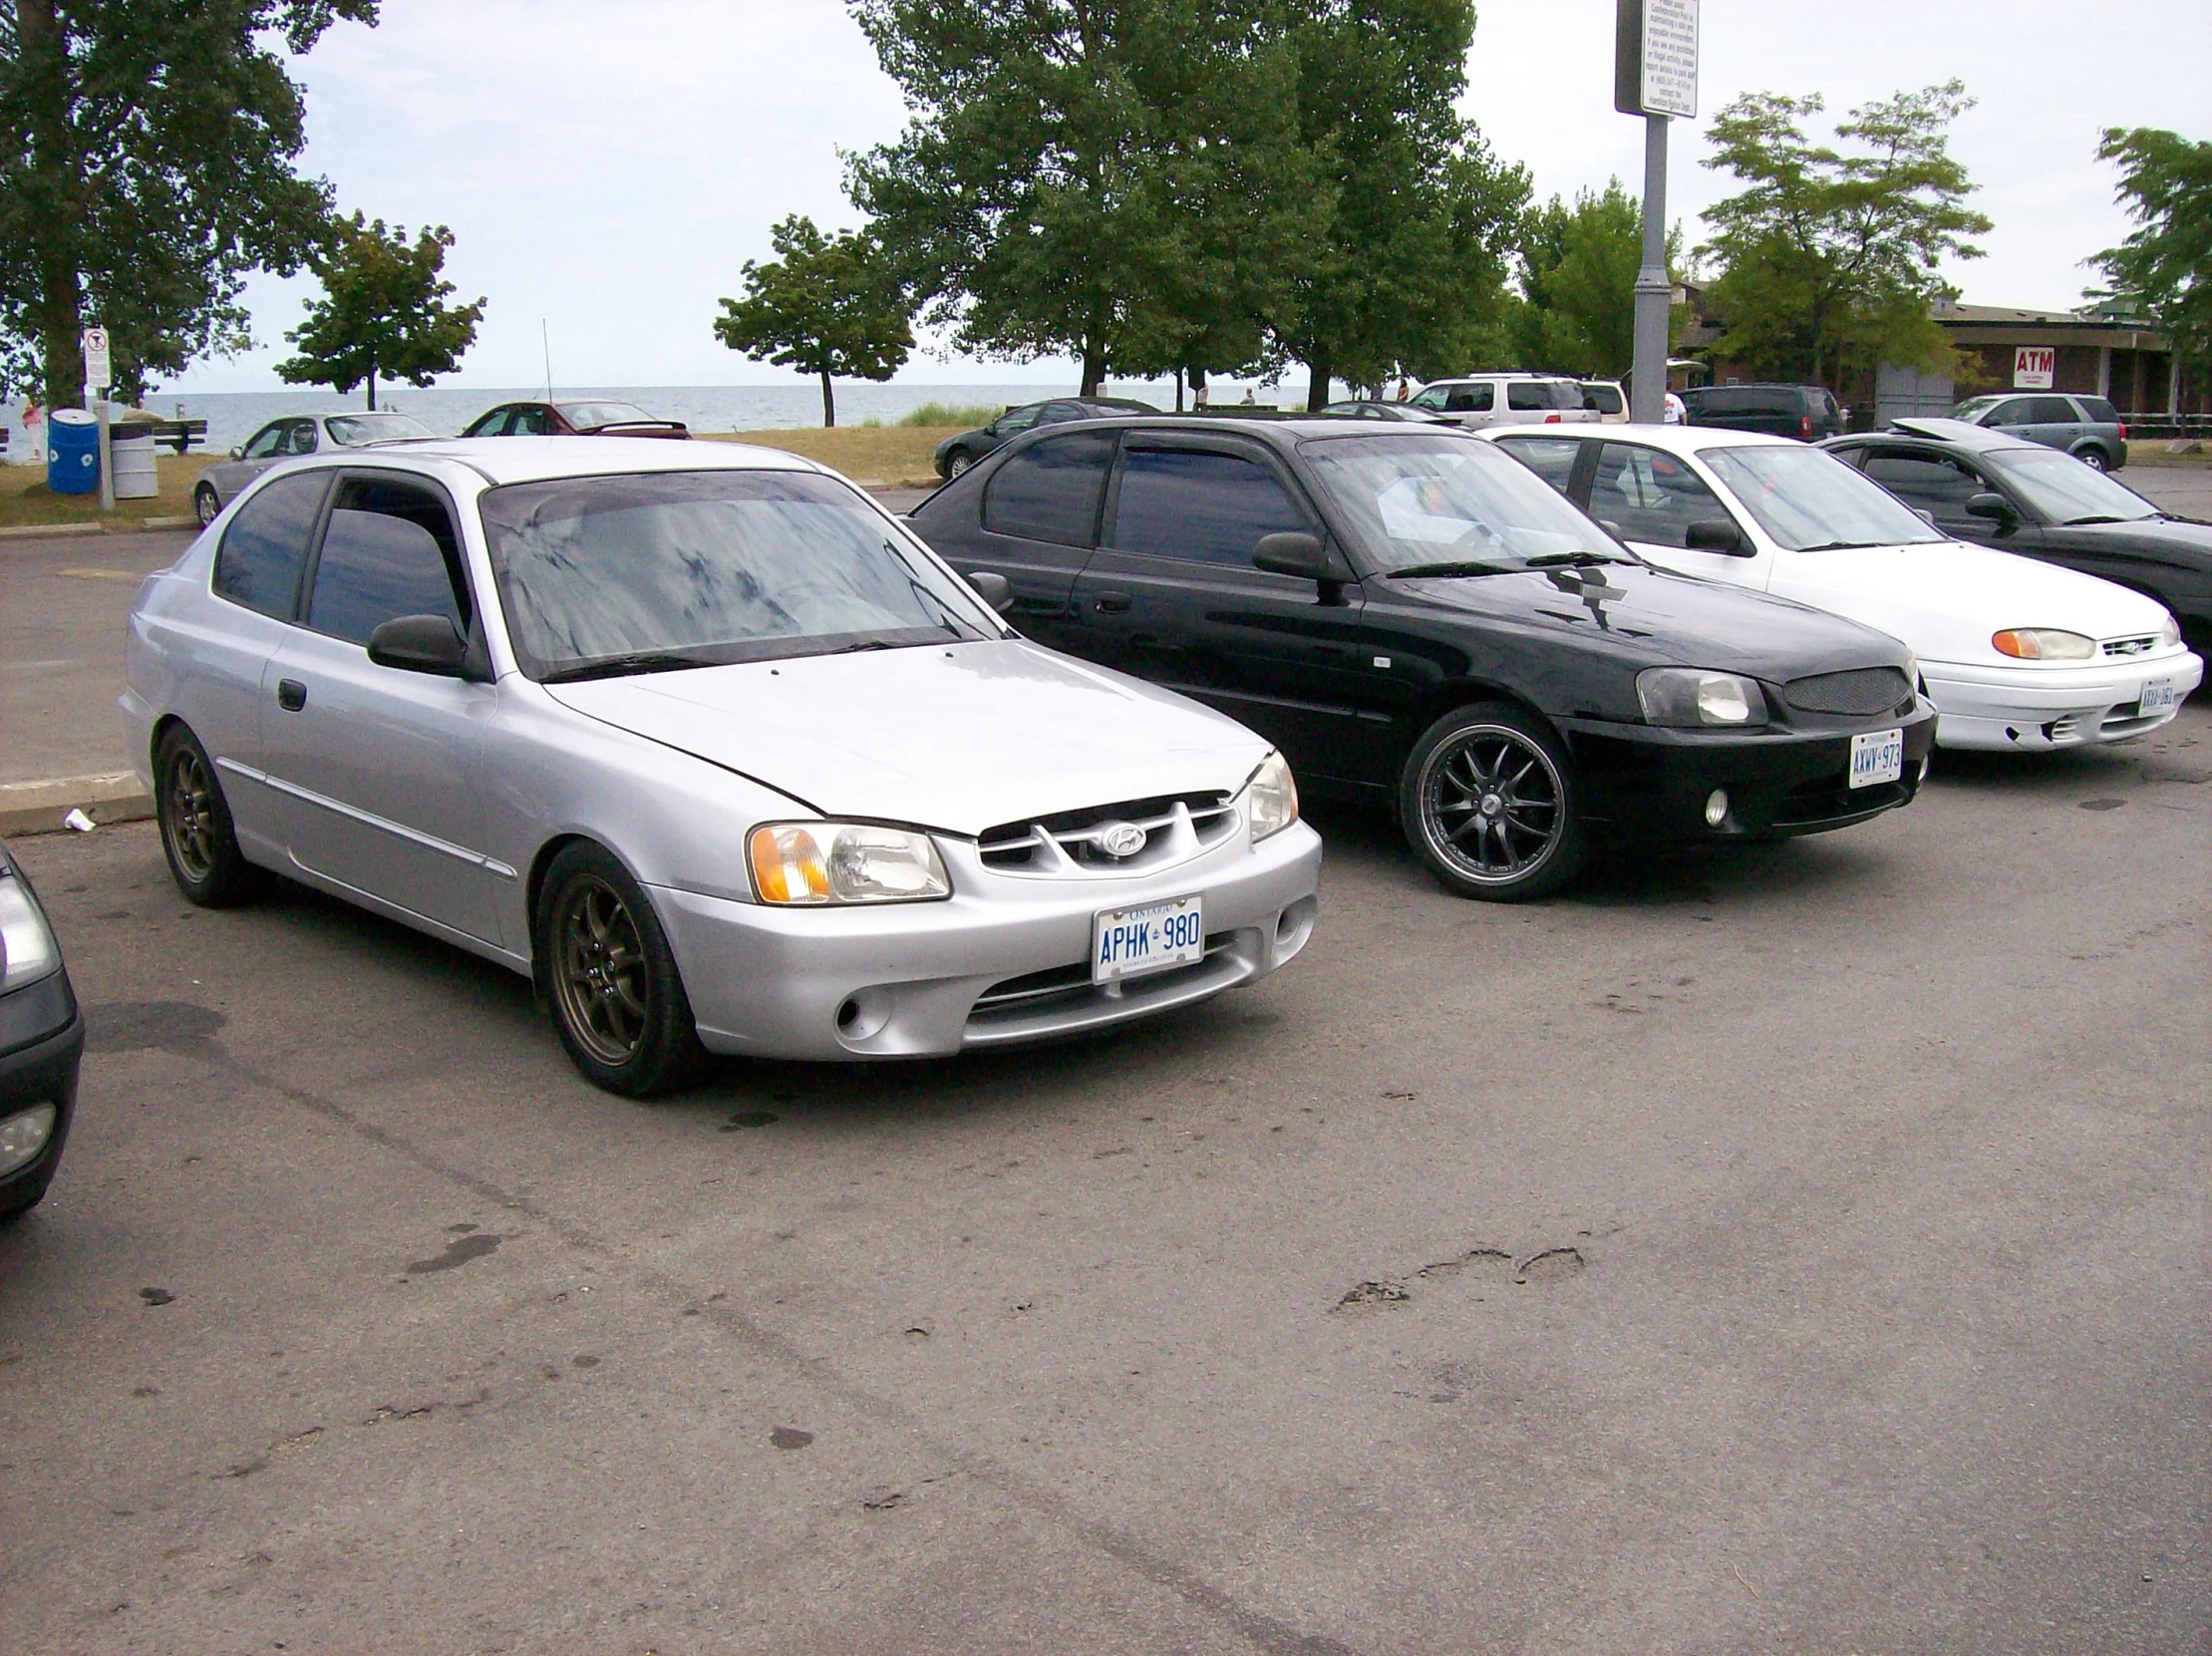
[
  {"xmin": 193, "ymin": 484, "xmax": 220, "ymax": 526},
  {"xmin": 536, "ymin": 841, "xmax": 705, "ymax": 1098},
  {"xmin": 946, "ymin": 450, "xmax": 973, "ymax": 480},
  {"xmin": 156, "ymin": 724, "xmax": 258, "ymax": 907},
  {"xmin": 2076, "ymin": 447, "xmax": 2108, "ymax": 473},
  {"xmin": 1399, "ymin": 702, "xmax": 1586, "ymax": 901}
]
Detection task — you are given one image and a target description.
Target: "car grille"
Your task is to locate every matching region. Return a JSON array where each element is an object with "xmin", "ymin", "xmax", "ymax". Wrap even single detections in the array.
[
  {"xmin": 971, "ymin": 933, "xmax": 1236, "ymax": 1015},
  {"xmin": 977, "ymin": 792, "xmax": 1237, "ymax": 873},
  {"xmin": 2102, "ymin": 635, "xmax": 2159, "ymax": 657},
  {"xmin": 1781, "ymin": 666, "xmax": 1914, "ymax": 718},
  {"xmin": 1770, "ymin": 776, "xmax": 1913, "ymax": 829}
]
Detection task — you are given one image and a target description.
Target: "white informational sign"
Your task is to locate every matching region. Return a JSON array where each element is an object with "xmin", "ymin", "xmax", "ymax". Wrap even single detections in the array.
[
  {"xmin": 2014, "ymin": 346, "xmax": 2055, "ymax": 390},
  {"xmin": 81, "ymin": 326, "xmax": 112, "ymax": 391},
  {"xmin": 1615, "ymin": 0, "xmax": 1699, "ymax": 120}
]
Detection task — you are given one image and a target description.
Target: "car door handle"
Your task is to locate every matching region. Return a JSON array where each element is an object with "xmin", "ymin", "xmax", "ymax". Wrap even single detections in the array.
[
  {"xmin": 1094, "ymin": 590, "xmax": 1132, "ymax": 614},
  {"xmin": 276, "ymin": 678, "xmax": 307, "ymax": 712}
]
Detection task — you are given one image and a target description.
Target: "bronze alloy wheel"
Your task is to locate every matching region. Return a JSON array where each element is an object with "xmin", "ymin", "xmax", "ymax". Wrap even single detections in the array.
[
  {"xmin": 163, "ymin": 744, "xmax": 220, "ymax": 884},
  {"xmin": 550, "ymin": 873, "xmax": 652, "ymax": 1067},
  {"xmin": 1417, "ymin": 722, "xmax": 1567, "ymax": 888}
]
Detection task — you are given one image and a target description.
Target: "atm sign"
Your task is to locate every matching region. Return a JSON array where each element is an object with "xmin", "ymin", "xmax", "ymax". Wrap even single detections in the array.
[{"xmin": 2014, "ymin": 347, "xmax": 2055, "ymax": 390}]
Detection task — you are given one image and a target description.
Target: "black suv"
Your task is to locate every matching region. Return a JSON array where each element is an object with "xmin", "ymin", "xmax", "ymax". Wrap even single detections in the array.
[
  {"xmin": 910, "ymin": 416, "xmax": 1932, "ymax": 899},
  {"xmin": 933, "ymin": 397, "xmax": 1158, "ymax": 480},
  {"xmin": 1682, "ymin": 384, "xmax": 1845, "ymax": 441}
]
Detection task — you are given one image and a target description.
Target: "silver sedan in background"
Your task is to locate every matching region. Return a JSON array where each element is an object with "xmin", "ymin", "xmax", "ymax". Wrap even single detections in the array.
[
  {"xmin": 191, "ymin": 411, "xmax": 437, "ymax": 526},
  {"xmin": 127, "ymin": 439, "xmax": 1322, "ymax": 1095}
]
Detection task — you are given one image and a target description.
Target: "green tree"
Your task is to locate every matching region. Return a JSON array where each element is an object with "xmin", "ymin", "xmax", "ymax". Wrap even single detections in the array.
[
  {"xmin": 276, "ymin": 213, "xmax": 483, "ymax": 409},
  {"xmin": 1697, "ymin": 81, "xmax": 1991, "ymax": 388},
  {"xmin": 1275, "ymin": 0, "xmax": 1528, "ymax": 408},
  {"xmin": 0, "ymin": 0, "xmax": 376, "ymax": 407},
  {"xmin": 847, "ymin": 0, "xmax": 1318, "ymax": 397},
  {"xmin": 713, "ymin": 214, "xmax": 915, "ymax": 427},
  {"xmin": 1509, "ymin": 180, "xmax": 1640, "ymax": 376},
  {"xmin": 2089, "ymin": 127, "xmax": 2212, "ymax": 375}
]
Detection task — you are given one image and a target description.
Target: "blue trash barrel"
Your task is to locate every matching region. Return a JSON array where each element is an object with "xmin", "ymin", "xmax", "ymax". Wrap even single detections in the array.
[{"xmin": 47, "ymin": 408, "xmax": 99, "ymax": 495}]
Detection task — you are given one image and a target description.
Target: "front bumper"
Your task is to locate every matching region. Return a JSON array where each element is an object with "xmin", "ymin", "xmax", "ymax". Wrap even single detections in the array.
[
  {"xmin": 1922, "ymin": 650, "xmax": 2203, "ymax": 751},
  {"xmin": 1562, "ymin": 701, "xmax": 1939, "ymax": 840},
  {"xmin": 1, "ymin": 970, "xmax": 83, "ymax": 1212},
  {"xmin": 651, "ymin": 821, "xmax": 1323, "ymax": 1060}
]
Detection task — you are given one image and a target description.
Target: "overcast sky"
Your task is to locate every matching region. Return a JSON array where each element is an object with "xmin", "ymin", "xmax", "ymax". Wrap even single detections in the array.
[{"xmin": 167, "ymin": 0, "xmax": 2211, "ymax": 394}]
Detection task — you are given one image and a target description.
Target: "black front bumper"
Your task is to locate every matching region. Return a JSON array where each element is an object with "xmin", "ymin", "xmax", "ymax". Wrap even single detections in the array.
[
  {"xmin": 0, "ymin": 969, "xmax": 83, "ymax": 1209},
  {"xmin": 1563, "ymin": 700, "xmax": 1940, "ymax": 841}
]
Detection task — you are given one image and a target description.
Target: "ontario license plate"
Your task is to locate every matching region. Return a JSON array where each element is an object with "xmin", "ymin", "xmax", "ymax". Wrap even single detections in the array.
[
  {"xmin": 1093, "ymin": 895, "xmax": 1205, "ymax": 985},
  {"xmin": 1849, "ymin": 727, "xmax": 1904, "ymax": 788},
  {"xmin": 2139, "ymin": 676, "xmax": 2178, "ymax": 716}
]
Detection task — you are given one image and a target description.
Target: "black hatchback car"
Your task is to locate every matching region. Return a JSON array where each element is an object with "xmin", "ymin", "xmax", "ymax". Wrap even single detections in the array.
[
  {"xmin": 933, "ymin": 397, "xmax": 1157, "ymax": 480},
  {"xmin": 0, "ymin": 840, "xmax": 82, "ymax": 1221},
  {"xmin": 909, "ymin": 418, "xmax": 1935, "ymax": 899},
  {"xmin": 1824, "ymin": 418, "xmax": 2212, "ymax": 650},
  {"xmin": 1682, "ymin": 384, "xmax": 1846, "ymax": 441}
]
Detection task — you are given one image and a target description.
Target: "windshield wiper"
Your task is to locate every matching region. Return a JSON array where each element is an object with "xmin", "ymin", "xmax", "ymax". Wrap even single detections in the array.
[
  {"xmin": 828, "ymin": 638, "xmax": 902, "ymax": 653},
  {"xmin": 2060, "ymin": 514, "xmax": 2138, "ymax": 526},
  {"xmin": 1386, "ymin": 559, "xmax": 1516, "ymax": 579},
  {"xmin": 1792, "ymin": 539, "xmax": 1889, "ymax": 552},
  {"xmin": 1524, "ymin": 550, "xmax": 1630, "ymax": 568},
  {"xmin": 539, "ymin": 649, "xmax": 725, "ymax": 684}
]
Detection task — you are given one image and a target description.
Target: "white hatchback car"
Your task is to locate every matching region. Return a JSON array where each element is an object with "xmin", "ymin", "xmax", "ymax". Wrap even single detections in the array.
[
  {"xmin": 1483, "ymin": 425, "xmax": 2202, "ymax": 751},
  {"xmin": 124, "ymin": 439, "xmax": 1322, "ymax": 1095}
]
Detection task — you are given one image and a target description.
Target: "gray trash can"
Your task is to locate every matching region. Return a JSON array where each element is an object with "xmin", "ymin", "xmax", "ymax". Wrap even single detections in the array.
[{"xmin": 110, "ymin": 430, "xmax": 159, "ymax": 499}]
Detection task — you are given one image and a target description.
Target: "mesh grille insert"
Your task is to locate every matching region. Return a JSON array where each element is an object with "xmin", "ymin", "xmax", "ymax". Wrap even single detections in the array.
[{"xmin": 1782, "ymin": 667, "xmax": 1913, "ymax": 718}]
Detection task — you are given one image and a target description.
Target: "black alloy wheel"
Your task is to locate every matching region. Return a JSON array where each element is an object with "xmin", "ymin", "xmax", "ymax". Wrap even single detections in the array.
[
  {"xmin": 1400, "ymin": 702, "xmax": 1585, "ymax": 901},
  {"xmin": 537, "ymin": 841, "xmax": 704, "ymax": 1098},
  {"xmin": 193, "ymin": 485, "xmax": 220, "ymax": 527},
  {"xmin": 155, "ymin": 724, "xmax": 257, "ymax": 907}
]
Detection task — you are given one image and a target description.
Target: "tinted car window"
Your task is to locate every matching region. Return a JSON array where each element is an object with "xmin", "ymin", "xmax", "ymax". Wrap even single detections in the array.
[
  {"xmin": 509, "ymin": 406, "xmax": 553, "ymax": 436},
  {"xmin": 1987, "ymin": 400, "xmax": 2034, "ymax": 426},
  {"xmin": 465, "ymin": 408, "xmax": 512, "ymax": 437},
  {"xmin": 1588, "ymin": 443, "xmax": 1734, "ymax": 547},
  {"xmin": 2026, "ymin": 397, "xmax": 2077, "ymax": 425},
  {"xmin": 982, "ymin": 430, "xmax": 1114, "ymax": 547},
  {"xmin": 212, "ymin": 472, "xmax": 328, "ymax": 618},
  {"xmin": 1986, "ymin": 448, "xmax": 2159, "ymax": 524},
  {"xmin": 308, "ymin": 509, "xmax": 467, "ymax": 646},
  {"xmin": 1582, "ymin": 383, "xmax": 1624, "ymax": 415},
  {"xmin": 286, "ymin": 421, "xmax": 320, "ymax": 456},
  {"xmin": 1494, "ymin": 435, "xmax": 1584, "ymax": 492},
  {"xmin": 1444, "ymin": 384, "xmax": 1493, "ymax": 413},
  {"xmin": 2077, "ymin": 396, "xmax": 2120, "ymax": 423},
  {"xmin": 992, "ymin": 405, "xmax": 1042, "ymax": 436},
  {"xmin": 1410, "ymin": 386, "xmax": 1449, "ymax": 411},
  {"xmin": 1860, "ymin": 452, "xmax": 1986, "ymax": 511},
  {"xmin": 1109, "ymin": 447, "xmax": 1308, "ymax": 566},
  {"xmin": 1505, "ymin": 382, "xmax": 1556, "ymax": 411},
  {"xmin": 240, "ymin": 423, "xmax": 286, "ymax": 460}
]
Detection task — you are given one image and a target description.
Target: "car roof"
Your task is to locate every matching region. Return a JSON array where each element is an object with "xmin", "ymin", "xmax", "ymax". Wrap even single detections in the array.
[
  {"xmin": 287, "ymin": 435, "xmax": 820, "ymax": 488},
  {"xmin": 1481, "ymin": 422, "xmax": 1789, "ymax": 452}
]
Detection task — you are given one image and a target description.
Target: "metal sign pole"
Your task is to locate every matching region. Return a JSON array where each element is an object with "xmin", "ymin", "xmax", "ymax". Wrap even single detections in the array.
[
  {"xmin": 95, "ymin": 392, "xmax": 114, "ymax": 513},
  {"xmin": 1630, "ymin": 114, "xmax": 1671, "ymax": 425}
]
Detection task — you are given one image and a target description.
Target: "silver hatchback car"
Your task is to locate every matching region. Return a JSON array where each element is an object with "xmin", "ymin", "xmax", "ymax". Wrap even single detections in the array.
[
  {"xmin": 192, "ymin": 411, "xmax": 439, "ymax": 526},
  {"xmin": 125, "ymin": 440, "xmax": 1321, "ymax": 1094}
]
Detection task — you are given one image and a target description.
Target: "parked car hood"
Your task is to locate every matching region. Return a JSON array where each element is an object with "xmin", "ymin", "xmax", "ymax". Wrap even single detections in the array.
[
  {"xmin": 2054, "ymin": 514, "xmax": 2212, "ymax": 561},
  {"xmin": 1766, "ymin": 538, "xmax": 2179, "ymax": 665},
  {"xmin": 543, "ymin": 638, "xmax": 1272, "ymax": 835},
  {"xmin": 1385, "ymin": 561, "xmax": 1910, "ymax": 679}
]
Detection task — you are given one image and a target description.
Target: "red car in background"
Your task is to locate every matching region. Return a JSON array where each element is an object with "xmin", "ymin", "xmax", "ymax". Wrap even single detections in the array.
[{"xmin": 461, "ymin": 399, "xmax": 690, "ymax": 439}]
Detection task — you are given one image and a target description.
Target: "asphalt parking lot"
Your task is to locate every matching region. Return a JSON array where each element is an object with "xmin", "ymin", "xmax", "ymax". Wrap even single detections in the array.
[{"xmin": 2, "ymin": 689, "xmax": 2206, "ymax": 1652}]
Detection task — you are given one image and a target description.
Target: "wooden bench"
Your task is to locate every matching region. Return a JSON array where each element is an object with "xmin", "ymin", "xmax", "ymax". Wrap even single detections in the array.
[{"xmin": 141, "ymin": 417, "xmax": 208, "ymax": 455}]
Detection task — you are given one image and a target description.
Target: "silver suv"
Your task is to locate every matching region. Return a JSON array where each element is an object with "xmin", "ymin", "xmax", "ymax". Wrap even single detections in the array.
[
  {"xmin": 1408, "ymin": 374, "xmax": 1602, "ymax": 431},
  {"xmin": 1946, "ymin": 392, "xmax": 2128, "ymax": 473}
]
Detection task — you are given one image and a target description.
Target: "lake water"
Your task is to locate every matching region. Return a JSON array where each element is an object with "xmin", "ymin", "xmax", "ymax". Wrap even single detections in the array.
[{"xmin": 1, "ymin": 380, "xmax": 1191, "ymax": 463}]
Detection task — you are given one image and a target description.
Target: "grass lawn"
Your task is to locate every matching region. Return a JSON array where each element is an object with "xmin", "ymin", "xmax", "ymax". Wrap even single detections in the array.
[
  {"xmin": 0, "ymin": 452, "xmax": 219, "ymax": 530},
  {"xmin": 2123, "ymin": 440, "xmax": 2211, "ymax": 469},
  {"xmin": 702, "ymin": 426, "xmax": 959, "ymax": 485}
]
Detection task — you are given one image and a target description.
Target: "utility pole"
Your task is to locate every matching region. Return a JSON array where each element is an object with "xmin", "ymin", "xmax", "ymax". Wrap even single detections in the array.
[{"xmin": 1615, "ymin": 0, "xmax": 1698, "ymax": 424}]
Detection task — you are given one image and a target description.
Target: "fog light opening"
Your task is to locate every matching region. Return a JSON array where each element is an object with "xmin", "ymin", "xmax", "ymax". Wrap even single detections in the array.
[
  {"xmin": 1704, "ymin": 789, "xmax": 1730, "ymax": 829},
  {"xmin": 833, "ymin": 988, "xmax": 893, "ymax": 1045},
  {"xmin": 0, "ymin": 1102, "xmax": 57, "ymax": 1177}
]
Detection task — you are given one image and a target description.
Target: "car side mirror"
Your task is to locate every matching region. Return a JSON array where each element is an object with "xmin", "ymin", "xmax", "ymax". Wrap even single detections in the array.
[
  {"xmin": 1913, "ymin": 507, "xmax": 1938, "ymax": 528},
  {"xmin": 963, "ymin": 570, "xmax": 1014, "ymax": 613},
  {"xmin": 1252, "ymin": 530, "xmax": 1332, "ymax": 581},
  {"xmin": 1685, "ymin": 518, "xmax": 1751, "ymax": 556},
  {"xmin": 228, "ymin": 446, "xmax": 243, "ymax": 460},
  {"xmin": 1966, "ymin": 492, "xmax": 2016, "ymax": 525},
  {"xmin": 367, "ymin": 614, "xmax": 470, "ymax": 677}
]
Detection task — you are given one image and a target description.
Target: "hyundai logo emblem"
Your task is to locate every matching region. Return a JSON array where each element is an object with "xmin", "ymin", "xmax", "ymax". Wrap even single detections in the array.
[{"xmin": 1095, "ymin": 822, "xmax": 1147, "ymax": 858}]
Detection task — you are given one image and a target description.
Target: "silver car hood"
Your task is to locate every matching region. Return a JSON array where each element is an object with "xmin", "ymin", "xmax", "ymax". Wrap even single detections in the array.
[{"xmin": 543, "ymin": 638, "xmax": 1271, "ymax": 836}]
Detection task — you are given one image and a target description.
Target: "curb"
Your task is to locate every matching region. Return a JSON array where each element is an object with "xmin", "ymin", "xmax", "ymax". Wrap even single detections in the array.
[
  {"xmin": 0, "ymin": 514, "xmax": 196, "ymax": 542},
  {"xmin": 0, "ymin": 773, "xmax": 155, "ymax": 838}
]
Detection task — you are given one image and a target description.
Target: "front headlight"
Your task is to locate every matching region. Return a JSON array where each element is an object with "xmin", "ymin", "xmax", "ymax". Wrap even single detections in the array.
[
  {"xmin": 2158, "ymin": 613, "xmax": 2182, "ymax": 649},
  {"xmin": 1992, "ymin": 628, "xmax": 2094, "ymax": 661},
  {"xmin": 748, "ymin": 823, "xmax": 951, "ymax": 905},
  {"xmin": 0, "ymin": 875, "xmax": 62, "ymax": 993},
  {"xmin": 1243, "ymin": 751, "xmax": 1300, "ymax": 841},
  {"xmin": 1636, "ymin": 667, "xmax": 1769, "ymax": 727}
]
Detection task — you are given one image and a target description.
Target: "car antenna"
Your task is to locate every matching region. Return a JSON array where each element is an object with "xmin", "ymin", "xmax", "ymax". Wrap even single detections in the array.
[{"xmin": 541, "ymin": 319, "xmax": 553, "ymax": 401}]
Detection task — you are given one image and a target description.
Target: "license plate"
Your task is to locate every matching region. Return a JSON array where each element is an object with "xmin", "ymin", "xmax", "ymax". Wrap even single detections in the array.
[
  {"xmin": 1849, "ymin": 728, "xmax": 1904, "ymax": 789},
  {"xmin": 1093, "ymin": 894, "xmax": 1205, "ymax": 985},
  {"xmin": 2139, "ymin": 676, "xmax": 2178, "ymax": 717}
]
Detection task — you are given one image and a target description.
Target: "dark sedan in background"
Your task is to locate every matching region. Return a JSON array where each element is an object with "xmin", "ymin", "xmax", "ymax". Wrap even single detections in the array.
[
  {"xmin": 910, "ymin": 416, "xmax": 1934, "ymax": 899},
  {"xmin": 1825, "ymin": 417, "xmax": 2212, "ymax": 649},
  {"xmin": 933, "ymin": 397, "xmax": 1157, "ymax": 479},
  {"xmin": 461, "ymin": 400, "xmax": 690, "ymax": 440},
  {"xmin": 0, "ymin": 840, "xmax": 81, "ymax": 1222}
]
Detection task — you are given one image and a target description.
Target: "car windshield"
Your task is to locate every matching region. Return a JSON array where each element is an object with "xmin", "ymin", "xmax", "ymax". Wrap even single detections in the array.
[
  {"xmin": 1987, "ymin": 447, "xmax": 2160, "ymax": 523},
  {"xmin": 480, "ymin": 470, "xmax": 1001, "ymax": 680},
  {"xmin": 557, "ymin": 402, "xmax": 657, "ymax": 428},
  {"xmin": 1302, "ymin": 433, "xmax": 1630, "ymax": 574},
  {"xmin": 1949, "ymin": 395, "xmax": 2005, "ymax": 419},
  {"xmin": 325, "ymin": 413, "xmax": 435, "ymax": 446},
  {"xmin": 1700, "ymin": 444, "xmax": 1945, "ymax": 550}
]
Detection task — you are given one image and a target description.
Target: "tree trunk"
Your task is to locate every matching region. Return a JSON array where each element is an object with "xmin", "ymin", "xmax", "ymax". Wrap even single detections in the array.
[
  {"xmin": 819, "ymin": 368, "xmax": 835, "ymax": 428},
  {"xmin": 1080, "ymin": 334, "xmax": 1106, "ymax": 400},
  {"xmin": 366, "ymin": 368, "xmax": 378, "ymax": 412},
  {"xmin": 1306, "ymin": 352, "xmax": 1334, "ymax": 413},
  {"xmin": 20, "ymin": 0, "xmax": 86, "ymax": 411}
]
